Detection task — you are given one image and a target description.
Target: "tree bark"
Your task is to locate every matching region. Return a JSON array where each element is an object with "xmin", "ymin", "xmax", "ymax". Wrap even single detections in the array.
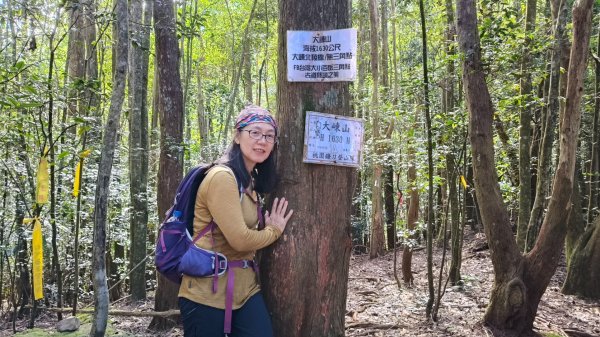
[
  {"xmin": 243, "ymin": 38, "xmax": 253, "ymax": 103},
  {"xmin": 403, "ymin": 116, "xmax": 418, "ymax": 286},
  {"xmin": 149, "ymin": 0, "xmax": 185, "ymax": 329},
  {"xmin": 380, "ymin": 0, "xmax": 389, "ymax": 94},
  {"xmin": 107, "ymin": 242, "xmax": 124, "ymax": 301},
  {"xmin": 381, "ymin": 0, "xmax": 395, "ymax": 252},
  {"xmin": 447, "ymin": 151, "xmax": 462, "ymax": 285},
  {"xmin": 516, "ymin": 0, "xmax": 537, "ymax": 251},
  {"xmin": 221, "ymin": 0, "xmax": 259, "ymax": 143},
  {"xmin": 258, "ymin": 1, "xmax": 355, "ymax": 336},
  {"xmin": 384, "ymin": 164, "xmax": 395, "ymax": 250},
  {"xmin": 90, "ymin": 0, "xmax": 128, "ymax": 333},
  {"xmin": 526, "ymin": 0, "xmax": 568, "ymax": 251},
  {"xmin": 587, "ymin": 25, "xmax": 600, "ymax": 225},
  {"xmin": 418, "ymin": 0, "xmax": 435, "ymax": 317},
  {"xmin": 368, "ymin": 0, "xmax": 385, "ymax": 259},
  {"xmin": 128, "ymin": 0, "xmax": 151, "ymax": 301},
  {"xmin": 456, "ymin": 0, "xmax": 593, "ymax": 334},
  {"xmin": 443, "ymin": 0, "xmax": 462, "ymax": 285},
  {"xmin": 565, "ymin": 165, "xmax": 586, "ymax": 265},
  {"xmin": 562, "ymin": 216, "xmax": 600, "ymax": 299}
]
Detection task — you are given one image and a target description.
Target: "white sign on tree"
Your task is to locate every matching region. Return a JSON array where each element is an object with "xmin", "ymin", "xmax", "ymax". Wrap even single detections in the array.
[
  {"xmin": 287, "ymin": 28, "xmax": 357, "ymax": 82},
  {"xmin": 303, "ymin": 111, "xmax": 364, "ymax": 167}
]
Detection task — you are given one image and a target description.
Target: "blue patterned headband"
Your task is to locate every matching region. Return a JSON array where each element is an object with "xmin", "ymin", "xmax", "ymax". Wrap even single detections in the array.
[{"xmin": 234, "ymin": 105, "xmax": 278, "ymax": 134}]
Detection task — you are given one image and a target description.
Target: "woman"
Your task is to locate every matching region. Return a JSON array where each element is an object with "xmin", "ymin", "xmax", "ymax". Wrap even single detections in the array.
[{"xmin": 178, "ymin": 104, "xmax": 293, "ymax": 337}]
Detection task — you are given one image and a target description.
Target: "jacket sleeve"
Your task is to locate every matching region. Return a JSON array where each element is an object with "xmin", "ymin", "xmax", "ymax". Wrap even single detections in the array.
[{"xmin": 202, "ymin": 168, "xmax": 282, "ymax": 252}]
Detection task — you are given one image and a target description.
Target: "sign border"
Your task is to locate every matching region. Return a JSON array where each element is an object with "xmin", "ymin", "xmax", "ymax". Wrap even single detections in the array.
[{"xmin": 303, "ymin": 111, "xmax": 364, "ymax": 168}]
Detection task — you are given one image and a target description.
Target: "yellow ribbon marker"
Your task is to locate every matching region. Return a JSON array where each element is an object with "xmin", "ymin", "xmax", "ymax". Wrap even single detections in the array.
[
  {"xmin": 73, "ymin": 149, "xmax": 92, "ymax": 197},
  {"xmin": 36, "ymin": 149, "xmax": 49, "ymax": 204},
  {"xmin": 460, "ymin": 175, "xmax": 468, "ymax": 189},
  {"xmin": 24, "ymin": 217, "xmax": 44, "ymax": 300}
]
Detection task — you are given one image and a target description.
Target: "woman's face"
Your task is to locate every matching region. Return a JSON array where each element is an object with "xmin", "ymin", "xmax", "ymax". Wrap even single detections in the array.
[{"xmin": 235, "ymin": 122, "xmax": 277, "ymax": 172}]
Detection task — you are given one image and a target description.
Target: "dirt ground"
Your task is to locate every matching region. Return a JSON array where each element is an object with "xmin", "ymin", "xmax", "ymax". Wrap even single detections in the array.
[
  {"xmin": 345, "ymin": 233, "xmax": 600, "ymax": 337},
  {"xmin": 2, "ymin": 233, "xmax": 599, "ymax": 336}
]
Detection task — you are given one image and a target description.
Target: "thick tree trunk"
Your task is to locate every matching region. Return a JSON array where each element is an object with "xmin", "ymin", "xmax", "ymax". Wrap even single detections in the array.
[
  {"xmin": 456, "ymin": 0, "xmax": 592, "ymax": 334},
  {"xmin": 564, "ymin": 166, "xmax": 586, "ymax": 265},
  {"xmin": 128, "ymin": 0, "xmax": 151, "ymax": 301},
  {"xmin": 90, "ymin": 0, "xmax": 128, "ymax": 333},
  {"xmin": 516, "ymin": 0, "xmax": 537, "ymax": 251},
  {"xmin": 258, "ymin": 1, "xmax": 355, "ymax": 336},
  {"xmin": 368, "ymin": 0, "xmax": 385, "ymax": 259},
  {"xmin": 562, "ymin": 216, "xmax": 600, "ymax": 299},
  {"xmin": 150, "ymin": 0, "xmax": 185, "ymax": 329}
]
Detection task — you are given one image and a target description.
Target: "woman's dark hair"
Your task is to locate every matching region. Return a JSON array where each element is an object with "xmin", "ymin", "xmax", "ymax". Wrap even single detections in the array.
[{"xmin": 216, "ymin": 132, "xmax": 278, "ymax": 194}]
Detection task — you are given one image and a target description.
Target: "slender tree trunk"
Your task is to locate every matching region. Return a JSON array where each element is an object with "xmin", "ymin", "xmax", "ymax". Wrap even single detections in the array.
[
  {"xmin": 90, "ymin": 0, "xmax": 128, "ymax": 333},
  {"xmin": 73, "ymin": 0, "xmax": 100, "ymax": 313},
  {"xmin": 380, "ymin": 0, "xmax": 389, "ymax": 94},
  {"xmin": 368, "ymin": 0, "xmax": 385, "ymax": 259},
  {"xmin": 588, "ymin": 26, "xmax": 600, "ymax": 225},
  {"xmin": 15, "ymin": 203, "xmax": 30, "ymax": 320},
  {"xmin": 243, "ymin": 39, "xmax": 253, "ymax": 103},
  {"xmin": 384, "ymin": 165, "xmax": 395, "ymax": 250},
  {"xmin": 221, "ymin": 0, "xmax": 259, "ymax": 143},
  {"xmin": 390, "ymin": 0, "xmax": 399, "ymax": 102},
  {"xmin": 196, "ymin": 64, "xmax": 208, "ymax": 160},
  {"xmin": 526, "ymin": 0, "xmax": 568, "ymax": 251},
  {"xmin": 381, "ymin": 0, "xmax": 395, "ymax": 251},
  {"xmin": 356, "ymin": 0, "xmax": 367, "ymax": 120},
  {"xmin": 448, "ymin": 151, "xmax": 462, "ymax": 284},
  {"xmin": 128, "ymin": 0, "xmax": 151, "ymax": 301},
  {"xmin": 403, "ymin": 110, "xmax": 418, "ymax": 286},
  {"xmin": 516, "ymin": 0, "xmax": 538, "ymax": 251},
  {"xmin": 456, "ymin": 0, "xmax": 593, "ymax": 333},
  {"xmin": 0, "ymin": 172, "xmax": 6, "ymax": 313},
  {"xmin": 150, "ymin": 0, "xmax": 185, "ymax": 329},
  {"xmin": 493, "ymin": 114, "xmax": 519, "ymax": 186},
  {"xmin": 258, "ymin": 1, "xmax": 355, "ymax": 336},
  {"xmin": 108, "ymin": 242, "xmax": 125, "ymax": 301},
  {"xmin": 443, "ymin": 0, "xmax": 462, "ymax": 285},
  {"xmin": 418, "ymin": 0, "xmax": 435, "ymax": 317}
]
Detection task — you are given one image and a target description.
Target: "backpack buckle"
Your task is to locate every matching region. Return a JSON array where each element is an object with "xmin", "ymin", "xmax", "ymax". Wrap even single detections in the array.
[
  {"xmin": 214, "ymin": 253, "xmax": 228, "ymax": 276},
  {"xmin": 219, "ymin": 259, "xmax": 228, "ymax": 271}
]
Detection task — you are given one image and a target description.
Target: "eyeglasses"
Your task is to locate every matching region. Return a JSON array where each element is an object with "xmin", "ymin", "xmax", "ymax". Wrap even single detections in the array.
[{"xmin": 241, "ymin": 129, "xmax": 277, "ymax": 144}]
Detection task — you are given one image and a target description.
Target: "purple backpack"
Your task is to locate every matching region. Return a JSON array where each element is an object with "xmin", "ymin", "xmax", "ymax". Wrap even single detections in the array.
[{"xmin": 155, "ymin": 164, "xmax": 219, "ymax": 284}]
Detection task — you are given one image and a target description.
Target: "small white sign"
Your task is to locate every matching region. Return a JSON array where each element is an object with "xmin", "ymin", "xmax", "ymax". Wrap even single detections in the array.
[
  {"xmin": 287, "ymin": 28, "xmax": 357, "ymax": 82},
  {"xmin": 303, "ymin": 111, "xmax": 364, "ymax": 167}
]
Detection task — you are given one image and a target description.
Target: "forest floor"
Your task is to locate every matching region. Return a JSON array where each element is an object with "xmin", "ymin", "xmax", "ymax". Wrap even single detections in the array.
[{"xmin": 2, "ymin": 232, "xmax": 599, "ymax": 337}]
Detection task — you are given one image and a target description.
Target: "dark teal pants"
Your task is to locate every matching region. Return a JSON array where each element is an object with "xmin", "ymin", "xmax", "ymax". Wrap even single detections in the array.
[{"xmin": 179, "ymin": 293, "xmax": 274, "ymax": 337}]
